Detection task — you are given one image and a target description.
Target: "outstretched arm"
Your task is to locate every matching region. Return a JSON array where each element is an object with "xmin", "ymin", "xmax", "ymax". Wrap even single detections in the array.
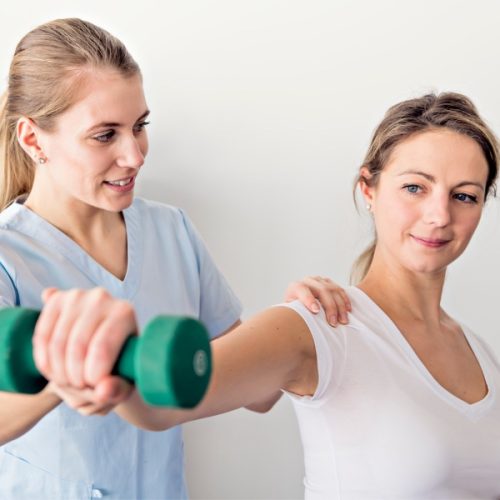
[
  {"xmin": 32, "ymin": 288, "xmax": 316, "ymax": 429},
  {"xmin": 115, "ymin": 306, "xmax": 317, "ymax": 430}
]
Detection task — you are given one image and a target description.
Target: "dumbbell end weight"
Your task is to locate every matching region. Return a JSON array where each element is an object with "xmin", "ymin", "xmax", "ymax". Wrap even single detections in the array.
[
  {"xmin": 128, "ymin": 316, "xmax": 212, "ymax": 408},
  {"xmin": 0, "ymin": 308, "xmax": 46, "ymax": 394}
]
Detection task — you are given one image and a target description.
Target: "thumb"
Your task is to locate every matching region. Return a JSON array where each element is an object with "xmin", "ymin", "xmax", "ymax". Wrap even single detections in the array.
[{"xmin": 95, "ymin": 376, "xmax": 133, "ymax": 405}]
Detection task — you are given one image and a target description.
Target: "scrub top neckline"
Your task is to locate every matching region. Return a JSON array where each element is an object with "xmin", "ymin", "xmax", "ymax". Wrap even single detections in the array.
[
  {"xmin": 349, "ymin": 286, "xmax": 495, "ymax": 420},
  {"xmin": 7, "ymin": 199, "xmax": 143, "ymax": 300}
]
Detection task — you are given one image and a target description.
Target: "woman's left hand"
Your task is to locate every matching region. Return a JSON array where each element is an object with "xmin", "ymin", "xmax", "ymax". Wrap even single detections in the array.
[{"xmin": 284, "ymin": 276, "xmax": 351, "ymax": 327}]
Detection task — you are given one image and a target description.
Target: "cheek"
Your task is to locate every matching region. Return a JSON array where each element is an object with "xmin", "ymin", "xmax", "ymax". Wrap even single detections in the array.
[
  {"xmin": 374, "ymin": 193, "xmax": 418, "ymax": 238},
  {"xmin": 139, "ymin": 134, "xmax": 149, "ymax": 157},
  {"xmin": 459, "ymin": 210, "xmax": 482, "ymax": 240}
]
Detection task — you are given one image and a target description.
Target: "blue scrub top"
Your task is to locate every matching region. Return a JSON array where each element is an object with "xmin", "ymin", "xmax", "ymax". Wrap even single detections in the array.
[{"xmin": 0, "ymin": 197, "xmax": 242, "ymax": 499}]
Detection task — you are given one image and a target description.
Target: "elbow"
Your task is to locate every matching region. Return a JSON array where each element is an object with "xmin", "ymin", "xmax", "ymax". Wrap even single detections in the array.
[
  {"xmin": 127, "ymin": 413, "xmax": 182, "ymax": 432},
  {"xmin": 139, "ymin": 421, "xmax": 175, "ymax": 432},
  {"xmin": 244, "ymin": 402, "xmax": 275, "ymax": 414},
  {"xmin": 245, "ymin": 391, "xmax": 283, "ymax": 413}
]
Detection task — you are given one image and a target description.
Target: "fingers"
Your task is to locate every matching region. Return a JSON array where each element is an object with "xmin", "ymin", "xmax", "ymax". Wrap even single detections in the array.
[
  {"xmin": 284, "ymin": 276, "xmax": 352, "ymax": 327},
  {"xmin": 329, "ymin": 291, "xmax": 350, "ymax": 326},
  {"xmin": 94, "ymin": 376, "xmax": 133, "ymax": 406},
  {"xmin": 52, "ymin": 385, "xmax": 114, "ymax": 416},
  {"xmin": 76, "ymin": 377, "xmax": 133, "ymax": 416},
  {"xmin": 48, "ymin": 377, "xmax": 133, "ymax": 417},
  {"xmin": 41, "ymin": 287, "xmax": 58, "ymax": 303},
  {"xmin": 284, "ymin": 281, "xmax": 321, "ymax": 313},
  {"xmin": 84, "ymin": 301, "xmax": 136, "ymax": 386},
  {"xmin": 65, "ymin": 290, "xmax": 125, "ymax": 388},
  {"xmin": 33, "ymin": 289, "xmax": 67, "ymax": 377},
  {"xmin": 33, "ymin": 287, "xmax": 138, "ymax": 390},
  {"xmin": 46, "ymin": 290, "xmax": 85, "ymax": 385}
]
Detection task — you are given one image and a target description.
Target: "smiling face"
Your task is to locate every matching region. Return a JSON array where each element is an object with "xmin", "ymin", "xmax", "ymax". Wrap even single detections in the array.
[
  {"xmin": 33, "ymin": 69, "xmax": 149, "ymax": 213},
  {"xmin": 362, "ymin": 129, "xmax": 489, "ymax": 275}
]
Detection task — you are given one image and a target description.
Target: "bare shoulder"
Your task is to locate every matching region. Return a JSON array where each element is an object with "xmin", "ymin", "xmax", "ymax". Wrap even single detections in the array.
[
  {"xmin": 212, "ymin": 305, "xmax": 315, "ymax": 359},
  {"xmin": 243, "ymin": 306, "xmax": 315, "ymax": 358}
]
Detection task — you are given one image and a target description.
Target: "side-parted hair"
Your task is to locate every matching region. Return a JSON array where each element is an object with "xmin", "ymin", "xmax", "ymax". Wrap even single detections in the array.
[
  {"xmin": 0, "ymin": 18, "xmax": 140, "ymax": 210},
  {"xmin": 351, "ymin": 92, "xmax": 499, "ymax": 283}
]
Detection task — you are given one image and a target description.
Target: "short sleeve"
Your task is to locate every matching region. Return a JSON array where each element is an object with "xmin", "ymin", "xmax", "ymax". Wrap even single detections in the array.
[
  {"xmin": 281, "ymin": 300, "xmax": 347, "ymax": 404},
  {"xmin": 179, "ymin": 209, "xmax": 242, "ymax": 339},
  {"xmin": 0, "ymin": 261, "xmax": 18, "ymax": 308}
]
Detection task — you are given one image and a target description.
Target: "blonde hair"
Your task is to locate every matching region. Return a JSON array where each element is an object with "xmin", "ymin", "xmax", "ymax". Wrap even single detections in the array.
[
  {"xmin": 0, "ymin": 18, "xmax": 140, "ymax": 210},
  {"xmin": 351, "ymin": 92, "xmax": 499, "ymax": 284}
]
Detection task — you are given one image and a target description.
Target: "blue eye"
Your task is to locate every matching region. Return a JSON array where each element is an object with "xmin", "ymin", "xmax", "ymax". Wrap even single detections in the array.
[
  {"xmin": 454, "ymin": 193, "xmax": 478, "ymax": 204},
  {"xmin": 403, "ymin": 184, "xmax": 421, "ymax": 194},
  {"xmin": 93, "ymin": 130, "xmax": 115, "ymax": 143}
]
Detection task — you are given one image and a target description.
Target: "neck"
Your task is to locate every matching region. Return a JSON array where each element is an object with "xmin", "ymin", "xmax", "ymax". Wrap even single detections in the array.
[
  {"xmin": 358, "ymin": 247, "xmax": 447, "ymax": 326},
  {"xmin": 24, "ymin": 177, "xmax": 124, "ymax": 247}
]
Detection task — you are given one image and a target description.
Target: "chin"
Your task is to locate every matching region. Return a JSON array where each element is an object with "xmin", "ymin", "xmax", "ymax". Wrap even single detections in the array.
[
  {"xmin": 405, "ymin": 258, "xmax": 453, "ymax": 275},
  {"xmin": 103, "ymin": 195, "xmax": 135, "ymax": 212}
]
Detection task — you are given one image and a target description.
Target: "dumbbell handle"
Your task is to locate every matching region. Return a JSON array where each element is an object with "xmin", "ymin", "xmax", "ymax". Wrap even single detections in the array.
[{"xmin": 0, "ymin": 308, "xmax": 212, "ymax": 408}]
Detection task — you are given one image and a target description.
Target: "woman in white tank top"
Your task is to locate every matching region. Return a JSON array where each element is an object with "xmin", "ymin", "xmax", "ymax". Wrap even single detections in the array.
[{"xmin": 35, "ymin": 92, "xmax": 500, "ymax": 499}]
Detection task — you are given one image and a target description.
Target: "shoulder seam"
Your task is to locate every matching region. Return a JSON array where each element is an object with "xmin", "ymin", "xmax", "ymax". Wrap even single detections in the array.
[{"xmin": 0, "ymin": 260, "xmax": 19, "ymax": 306}]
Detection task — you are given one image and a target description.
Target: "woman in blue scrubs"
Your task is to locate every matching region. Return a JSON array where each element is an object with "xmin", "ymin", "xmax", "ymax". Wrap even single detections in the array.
[{"xmin": 0, "ymin": 18, "xmax": 346, "ymax": 499}]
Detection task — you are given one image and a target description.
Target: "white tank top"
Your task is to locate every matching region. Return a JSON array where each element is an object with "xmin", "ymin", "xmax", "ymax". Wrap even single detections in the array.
[{"xmin": 284, "ymin": 287, "xmax": 500, "ymax": 499}]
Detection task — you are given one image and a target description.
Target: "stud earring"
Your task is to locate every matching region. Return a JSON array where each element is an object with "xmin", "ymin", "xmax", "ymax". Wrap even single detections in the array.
[
  {"xmin": 366, "ymin": 203, "xmax": 372, "ymax": 211},
  {"xmin": 38, "ymin": 157, "xmax": 46, "ymax": 164}
]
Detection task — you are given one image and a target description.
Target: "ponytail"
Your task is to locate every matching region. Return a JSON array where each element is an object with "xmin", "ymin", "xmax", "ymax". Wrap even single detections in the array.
[
  {"xmin": 350, "ymin": 240, "xmax": 376, "ymax": 284},
  {"xmin": 0, "ymin": 91, "xmax": 35, "ymax": 210}
]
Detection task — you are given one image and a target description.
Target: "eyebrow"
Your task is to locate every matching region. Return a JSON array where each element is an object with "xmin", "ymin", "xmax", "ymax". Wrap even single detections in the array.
[
  {"xmin": 397, "ymin": 169, "xmax": 485, "ymax": 190},
  {"xmin": 86, "ymin": 110, "xmax": 150, "ymax": 133}
]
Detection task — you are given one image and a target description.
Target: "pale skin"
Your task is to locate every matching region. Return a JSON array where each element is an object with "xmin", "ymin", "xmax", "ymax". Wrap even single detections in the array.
[
  {"xmin": 358, "ymin": 129, "xmax": 489, "ymax": 404},
  {"xmin": 0, "ymin": 67, "xmax": 349, "ymax": 444},
  {"xmin": 24, "ymin": 127, "xmax": 492, "ymax": 436}
]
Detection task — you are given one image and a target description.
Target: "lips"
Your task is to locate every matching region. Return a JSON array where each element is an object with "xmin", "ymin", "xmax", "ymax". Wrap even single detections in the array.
[
  {"xmin": 103, "ymin": 175, "xmax": 136, "ymax": 193},
  {"xmin": 410, "ymin": 235, "xmax": 451, "ymax": 248},
  {"xmin": 104, "ymin": 176, "xmax": 134, "ymax": 186}
]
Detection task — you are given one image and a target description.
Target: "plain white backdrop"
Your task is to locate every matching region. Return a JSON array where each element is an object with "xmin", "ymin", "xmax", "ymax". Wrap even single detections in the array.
[{"xmin": 1, "ymin": 2, "xmax": 500, "ymax": 498}]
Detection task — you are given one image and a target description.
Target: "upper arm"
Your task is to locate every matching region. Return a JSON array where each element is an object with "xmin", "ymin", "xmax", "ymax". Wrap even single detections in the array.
[
  {"xmin": 214, "ymin": 319, "xmax": 242, "ymax": 338},
  {"xmin": 189, "ymin": 306, "xmax": 316, "ymax": 419}
]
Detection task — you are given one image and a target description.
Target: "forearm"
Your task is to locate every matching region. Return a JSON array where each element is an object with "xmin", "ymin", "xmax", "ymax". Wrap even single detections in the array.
[
  {"xmin": 114, "ymin": 307, "xmax": 315, "ymax": 431},
  {"xmin": 0, "ymin": 386, "xmax": 61, "ymax": 445},
  {"xmin": 114, "ymin": 390, "xmax": 189, "ymax": 431}
]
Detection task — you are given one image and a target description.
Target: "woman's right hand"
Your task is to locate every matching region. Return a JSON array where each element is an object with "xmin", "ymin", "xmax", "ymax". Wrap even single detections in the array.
[
  {"xmin": 45, "ymin": 379, "xmax": 131, "ymax": 416},
  {"xmin": 284, "ymin": 276, "xmax": 351, "ymax": 327},
  {"xmin": 33, "ymin": 287, "xmax": 137, "ymax": 413}
]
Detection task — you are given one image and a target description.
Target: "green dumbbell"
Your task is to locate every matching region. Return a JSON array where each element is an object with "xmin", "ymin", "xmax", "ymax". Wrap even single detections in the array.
[{"xmin": 0, "ymin": 308, "xmax": 212, "ymax": 408}]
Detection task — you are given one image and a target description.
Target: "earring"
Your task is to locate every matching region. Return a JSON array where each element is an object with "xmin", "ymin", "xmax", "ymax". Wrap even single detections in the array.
[
  {"xmin": 38, "ymin": 157, "xmax": 46, "ymax": 164},
  {"xmin": 366, "ymin": 203, "xmax": 372, "ymax": 211}
]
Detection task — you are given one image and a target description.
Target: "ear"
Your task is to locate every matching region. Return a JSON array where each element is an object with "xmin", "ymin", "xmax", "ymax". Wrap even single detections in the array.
[
  {"xmin": 358, "ymin": 166, "xmax": 375, "ymax": 207},
  {"xmin": 16, "ymin": 117, "xmax": 44, "ymax": 163}
]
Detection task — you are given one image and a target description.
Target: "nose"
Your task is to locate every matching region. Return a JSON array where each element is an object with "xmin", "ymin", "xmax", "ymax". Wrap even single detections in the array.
[
  {"xmin": 116, "ymin": 134, "xmax": 146, "ymax": 170},
  {"xmin": 423, "ymin": 192, "xmax": 451, "ymax": 227}
]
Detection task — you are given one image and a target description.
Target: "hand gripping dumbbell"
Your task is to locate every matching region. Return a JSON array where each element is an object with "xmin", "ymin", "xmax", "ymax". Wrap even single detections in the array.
[{"xmin": 0, "ymin": 308, "xmax": 212, "ymax": 408}]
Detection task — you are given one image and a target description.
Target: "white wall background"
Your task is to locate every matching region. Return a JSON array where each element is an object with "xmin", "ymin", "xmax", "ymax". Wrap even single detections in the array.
[{"xmin": 1, "ymin": 1, "xmax": 500, "ymax": 498}]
